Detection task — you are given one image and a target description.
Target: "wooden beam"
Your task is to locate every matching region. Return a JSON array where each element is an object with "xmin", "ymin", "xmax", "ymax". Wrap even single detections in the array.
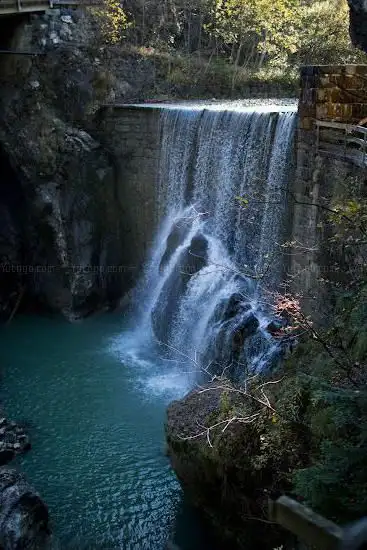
[{"xmin": 269, "ymin": 496, "xmax": 343, "ymax": 550}]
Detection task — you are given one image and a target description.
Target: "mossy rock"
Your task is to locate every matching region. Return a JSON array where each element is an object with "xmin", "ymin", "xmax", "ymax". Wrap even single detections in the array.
[{"xmin": 166, "ymin": 381, "xmax": 305, "ymax": 549}]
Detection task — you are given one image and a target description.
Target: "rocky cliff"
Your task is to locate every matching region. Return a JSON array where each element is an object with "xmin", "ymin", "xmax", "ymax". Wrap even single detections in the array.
[
  {"xmin": 0, "ymin": 414, "xmax": 49, "ymax": 550},
  {"xmin": 0, "ymin": 9, "xmax": 158, "ymax": 320}
]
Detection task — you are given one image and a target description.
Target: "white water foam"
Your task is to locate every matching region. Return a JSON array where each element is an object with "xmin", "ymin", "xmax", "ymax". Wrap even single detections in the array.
[{"xmin": 124, "ymin": 105, "xmax": 297, "ymax": 383}]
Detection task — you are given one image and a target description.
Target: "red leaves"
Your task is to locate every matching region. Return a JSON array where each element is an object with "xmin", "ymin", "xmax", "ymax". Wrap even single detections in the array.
[{"xmin": 271, "ymin": 292, "xmax": 313, "ymax": 337}]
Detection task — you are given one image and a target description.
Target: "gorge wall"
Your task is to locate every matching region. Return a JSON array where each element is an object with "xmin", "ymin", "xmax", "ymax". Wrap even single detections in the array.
[{"xmin": 0, "ymin": 9, "xmax": 135, "ymax": 319}]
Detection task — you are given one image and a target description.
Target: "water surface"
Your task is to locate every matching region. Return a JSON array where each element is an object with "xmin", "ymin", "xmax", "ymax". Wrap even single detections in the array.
[{"xmin": 0, "ymin": 314, "xmax": 210, "ymax": 549}]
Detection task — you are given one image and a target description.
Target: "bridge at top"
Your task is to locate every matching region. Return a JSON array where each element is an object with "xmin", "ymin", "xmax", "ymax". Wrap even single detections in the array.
[{"xmin": 0, "ymin": 0, "xmax": 100, "ymax": 16}]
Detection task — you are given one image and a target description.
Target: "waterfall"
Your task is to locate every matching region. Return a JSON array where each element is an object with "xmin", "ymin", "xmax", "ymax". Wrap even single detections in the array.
[{"xmin": 133, "ymin": 105, "xmax": 296, "ymax": 381}]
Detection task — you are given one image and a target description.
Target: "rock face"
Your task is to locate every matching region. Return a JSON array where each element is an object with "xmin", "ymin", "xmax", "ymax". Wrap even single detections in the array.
[
  {"xmin": 0, "ymin": 467, "xmax": 49, "ymax": 550},
  {"xmin": 0, "ymin": 9, "xmax": 148, "ymax": 319},
  {"xmin": 348, "ymin": 0, "xmax": 367, "ymax": 53},
  {"xmin": 0, "ymin": 120, "xmax": 123, "ymax": 319},
  {"xmin": 165, "ymin": 382, "xmax": 301, "ymax": 549},
  {"xmin": 0, "ymin": 146, "xmax": 24, "ymax": 320}
]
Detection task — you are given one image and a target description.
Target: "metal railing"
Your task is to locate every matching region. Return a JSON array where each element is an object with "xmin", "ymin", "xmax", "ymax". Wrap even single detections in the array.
[{"xmin": 316, "ymin": 120, "xmax": 367, "ymax": 167}]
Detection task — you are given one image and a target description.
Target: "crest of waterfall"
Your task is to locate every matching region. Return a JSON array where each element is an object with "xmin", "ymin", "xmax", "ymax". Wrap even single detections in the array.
[{"xmin": 136, "ymin": 106, "xmax": 296, "ymax": 380}]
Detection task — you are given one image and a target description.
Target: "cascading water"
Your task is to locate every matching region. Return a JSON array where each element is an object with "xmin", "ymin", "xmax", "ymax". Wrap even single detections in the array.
[
  {"xmin": 0, "ymin": 103, "xmax": 297, "ymax": 550},
  {"xmin": 135, "ymin": 105, "xmax": 296, "ymax": 381}
]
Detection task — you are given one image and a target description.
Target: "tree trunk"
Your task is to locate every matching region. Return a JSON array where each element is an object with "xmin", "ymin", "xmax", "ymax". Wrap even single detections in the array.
[{"xmin": 231, "ymin": 41, "xmax": 243, "ymax": 95}]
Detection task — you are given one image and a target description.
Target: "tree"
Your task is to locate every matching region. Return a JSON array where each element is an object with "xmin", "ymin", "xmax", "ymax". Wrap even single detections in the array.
[
  {"xmin": 295, "ymin": 0, "xmax": 366, "ymax": 65},
  {"xmin": 206, "ymin": 0, "xmax": 300, "ymax": 67},
  {"xmin": 92, "ymin": 0, "xmax": 130, "ymax": 45}
]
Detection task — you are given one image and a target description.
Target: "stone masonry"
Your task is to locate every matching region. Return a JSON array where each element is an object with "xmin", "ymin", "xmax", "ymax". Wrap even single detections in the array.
[
  {"xmin": 291, "ymin": 65, "xmax": 367, "ymax": 317},
  {"xmin": 98, "ymin": 106, "xmax": 161, "ymax": 278}
]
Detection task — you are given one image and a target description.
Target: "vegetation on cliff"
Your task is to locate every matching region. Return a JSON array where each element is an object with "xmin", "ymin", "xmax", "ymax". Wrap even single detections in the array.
[
  {"xmin": 281, "ymin": 190, "xmax": 367, "ymax": 523},
  {"xmin": 264, "ymin": 175, "xmax": 367, "ymax": 524}
]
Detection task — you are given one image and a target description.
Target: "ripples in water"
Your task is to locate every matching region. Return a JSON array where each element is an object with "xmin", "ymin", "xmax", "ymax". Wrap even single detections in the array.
[{"xmin": 0, "ymin": 315, "xmax": 213, "ymax": 550}]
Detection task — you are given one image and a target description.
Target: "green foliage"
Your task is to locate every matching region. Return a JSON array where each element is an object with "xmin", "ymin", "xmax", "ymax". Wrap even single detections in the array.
[
  {"xmin": 204, "ymin": 0, "xmax": 365, "ymax": 69},
  {"xmin": 162, "ymin": 53, "xmax": 296, "ymax": 97},
  {"xmin": 285, "ymin": 289, "xmax": 367, "ymax": 523},
  {"xmin": 295, "ymin": 0, "xmax": 366, "ymax": 64},
  {"xmin": 89, "ymin": 0, "xmax": 366, "ymax": 95},
  {"xmin": 328, "ymin": 193, "xmax": 367, "ymax": 248},
  {"xmin": 207, "ymin": 0, "xmax": 300, "ymax": 62},
  {"xmin": 294, "ymin": 391, "xmax": 367, "ymax": 522},
  {"xmin": 91, "ymin": 0, "xmax": 130, "ymax": 45}
]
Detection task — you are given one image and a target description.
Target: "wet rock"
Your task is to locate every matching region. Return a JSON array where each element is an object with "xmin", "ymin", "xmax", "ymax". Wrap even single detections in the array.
[
  {"xmin": 236, "ymin": 311, "xmax": 259, "ymax": 340},
  {"xmin": 210, "ymin": 310, "xmax": 260, "ymax": 379},
  {"xmin": 60, "ymin": 15, "xmax": 73, "ymax": 24},
  {"xmin": 183, "ymin": 233, "xmax": 208, "ymax": 283},
  {"xmin": 266, "ymin": 319, "xmax": 284, "ymax": 336},
  {"xmin": 0, "ymin": 467, "xmax": 50, "ymax": 550},
  {"xmin": 165, "ymin": 382, "xmax": 292, "ymax": 549},
  {"xmin": 0, "ymin": 417, "xmax": 31, "ymax": 465},
  {"xmin": 222, "ymin": 293, "xmax": 250, "ymax": 321},
  {"xmin": 159, "ymin": 223, "xmax": 190, "ymax": 273},
  {"xmin": 152, "ymin": 233, "xmax": 208, "ymax": 342},
  {"xmin": 0, "ymin": 450, "xmax": 14, "ymax": 466}
]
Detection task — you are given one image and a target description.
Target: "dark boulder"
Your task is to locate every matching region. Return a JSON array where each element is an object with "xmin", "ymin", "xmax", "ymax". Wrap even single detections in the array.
[
  {"xmin": 222, "ymin": 293, "xmax": 251, "ymax": 321},
  {"xmin": 266, "ymin": 319, "xmax": 285, "ymax": 336},
  {"xmin": 0, "ymin": 467, "xmax": 50, "ymax": 550},
  {"xmin": 0, "ymin": 450, "xmax": 14, "ymax": 466},
  {"xmin": 235, "ymin": 311, "xmax": 259, "ymax": 341},
  {"xmin": 165, "ymin": 382, "xmax": 300, "ymax": 549},
  {"xmin": 0, "ymin": 417, "xmax": 31, "ymax": 466},
  {"xmin": 210, "ymin": 311, "xmax": 260, "ymax": 378}
]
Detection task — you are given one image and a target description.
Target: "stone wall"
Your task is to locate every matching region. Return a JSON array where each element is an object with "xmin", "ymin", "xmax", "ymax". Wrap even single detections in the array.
[
  {"xmin": 291, "ymin": 65, "xmax": 367, "ymax": 316},
  {"xmin": 98, "ymin": 106, "xmax": 161, "ymax": 282},
  {"xmin": 299, "ymin": 64, "xmax": 367, "ymax": 128}
]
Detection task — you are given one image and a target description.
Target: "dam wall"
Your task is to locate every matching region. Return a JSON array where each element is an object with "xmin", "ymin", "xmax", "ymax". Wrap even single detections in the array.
[
  {"xmin": 291, "ymin": 65, "xmax": 367, "ymax": 309},
  {"xmin": 98, "ymin": 106, "xmax": 161, "ymax": 276},
  {"xmin": 99, "ymin": 65, "xmax": 367, "ymax": 313}
]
